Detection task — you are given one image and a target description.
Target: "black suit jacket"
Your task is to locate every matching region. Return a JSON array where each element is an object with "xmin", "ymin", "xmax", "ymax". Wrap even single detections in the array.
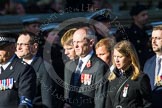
[
  {"xmin": 64, "ymin": 54, "xmax": 109, "ymax": 108},
  {"xmin": 0, "ymin": 55, "xmax": 36, "ymax": 108},
  {"xmin": 31, "ymin": 55, "xmax": 57, "ymax": 108}
]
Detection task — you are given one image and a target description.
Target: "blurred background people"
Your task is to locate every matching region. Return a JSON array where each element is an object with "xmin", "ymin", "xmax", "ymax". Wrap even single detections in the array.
[
  {"xmin": 22, "ymin": 17, "xmax": 41, "ymax": 36},
  {"xmin": 89, "ymin": 0, "xmax": 104, "ymax": 11},
  {"xmin": 106, "ymin": 40, "xmax": 152, "ymax": 108},
  {"xmin": 15, "ymin": 2, "xmax": 26, "ymax": 15},
  {"xmin": 90, "ymin": 9, "xmax": 113, "ymax": 41},
  {"xmin": 115, "ymin": 4, "xmax": 154, "ymax": 70},
  {"xmin": 48, "ymin": 0, "xmax": 65, "ymax": 13},
  {"xmin": 89, "ymin": 0, "xmax": 112, "ymax": 12},
  {"xmin": 22, "ymin": 17, "xmax": 45, "ymax": 57},
  {"xmin": 144, "ymin": 25, "xmax": 162, "ymax": 108},
  {"xmin": 43, "ymin": 29, "xmax": 65, "ymax": 108}
]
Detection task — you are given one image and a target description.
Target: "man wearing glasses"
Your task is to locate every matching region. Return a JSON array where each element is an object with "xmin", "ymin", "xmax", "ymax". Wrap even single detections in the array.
[
  {"xmin": 0, "ymin": 31, "xmax": 36, "ymax": 108},
  {"xmin": 16, "ymin": 31, "xmax": 58, "ymax": 108},
  {"xmin": 144, "ymin": 25, "xmax": 162, "ymax": 108}
]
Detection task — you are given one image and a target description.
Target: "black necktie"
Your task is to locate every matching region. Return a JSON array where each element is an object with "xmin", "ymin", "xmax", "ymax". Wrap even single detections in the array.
[{"xmin": 73, "ymin": 60, "xmax": 83, "ymax": 86}]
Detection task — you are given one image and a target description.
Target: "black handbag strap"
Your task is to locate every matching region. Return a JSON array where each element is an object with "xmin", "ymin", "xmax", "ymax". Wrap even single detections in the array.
[{"xmin": 113, "ymin": 76, "xmax": 131, "ymax": 107}]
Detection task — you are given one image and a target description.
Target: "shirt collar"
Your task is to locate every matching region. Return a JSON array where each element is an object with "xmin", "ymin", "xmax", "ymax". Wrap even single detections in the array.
[
  {"xmin": 0, "ymin": 55, "xmax": 15, "ymax": 70},
  {"xmin": 156, "ymin": 55, "xmax": 162, "ymax": 59},
  {"xmin": 80, "ymin": 50, "xmax": 94, "ymax": 63},
  {"xmin": 23, "ymin": 56, "xmax": 36, "ymax": 65}
]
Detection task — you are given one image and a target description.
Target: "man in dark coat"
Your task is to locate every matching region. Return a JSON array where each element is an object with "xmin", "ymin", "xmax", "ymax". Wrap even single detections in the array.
[
  {"xmin": 115, "ymin": 4, "xmax": 154, "ymax": 69},
  {"xmin": 16, "ymin": 31, "xmax": 58, "ymax": 108},
  {"xmin": 64, "ymin": 27, "xmax": 109, "ymax": 108},
  {"xmin": 0, "ymin": 31, "xmax": 36, "ymax": 108},
  {"xmin": 144, "ymin": 25, "xmax": 162, "ymax": 108}
]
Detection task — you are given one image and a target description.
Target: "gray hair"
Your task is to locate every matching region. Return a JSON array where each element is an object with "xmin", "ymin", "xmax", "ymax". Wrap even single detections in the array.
[{"xmin": 82, "ymin": 27, "xmax": 96, "ymax": 42}]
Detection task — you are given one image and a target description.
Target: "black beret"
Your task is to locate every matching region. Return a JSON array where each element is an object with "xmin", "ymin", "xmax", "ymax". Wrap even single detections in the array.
[
  {"xmin": 91, "ymin": 9, "xmax": 111, "ymax": 22},
  {"xmin": 130, "ymin": 5, "xmax": 147, "ymax": 16},
  {"xmin": 22, "ymin": 17, "xmax": 40, "ymax": 25},
  {"xmin": 0, "ymin": 31, "xmax": 16, "ymax": 47}
]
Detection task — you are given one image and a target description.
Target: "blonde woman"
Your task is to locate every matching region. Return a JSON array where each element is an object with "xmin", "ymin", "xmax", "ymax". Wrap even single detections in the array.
[{"xmin": 106, "ymin": 40, "xmax": 152, "ymax": 108}]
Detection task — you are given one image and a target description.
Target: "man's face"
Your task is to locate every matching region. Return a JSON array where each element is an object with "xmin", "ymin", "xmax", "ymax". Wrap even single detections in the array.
[
  {"xmin": 73, "ymin": 29, "xmax": 93, "ymax": 57},
  {"xmin": 25, "ymin": 23, "xmax": 40, "ymax": 35},
  {"xmin": 0, "ymin": 45, "xmax": 14, "ymax": 64},
  {"xmin": 96, "ymin": 45, "xmax": 111, "ymax": 65},
  {"xmin": 16, "ymin": 34, "xmax": 33, "ymax": 59},
  {"xmin": 151, "ymin": 30, "xmax": 162, "ymax": 55},
  {"xmin": 134, "ymin": 10, "xmax": 148, "ymax": 25}
]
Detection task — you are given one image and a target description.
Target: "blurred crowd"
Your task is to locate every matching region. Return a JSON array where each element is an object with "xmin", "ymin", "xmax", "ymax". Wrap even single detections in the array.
[
  {"xmin": 0, "ymin": 0, "xmax": 112, "ymax": 15},
  {"xmin": 1, "ymin": 0, "xmax": 162, "ymax": 16}
]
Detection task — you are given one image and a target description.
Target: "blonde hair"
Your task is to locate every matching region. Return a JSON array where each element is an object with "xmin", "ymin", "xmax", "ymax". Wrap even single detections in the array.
[
  {"xmin": 95, "ymin": 37, "xmax": 115, "ymax": 52},
  {"xmin": 108, "ymin": 40, "xmax": 140, "ymax": 81},
  {"xmin": 61, "ymin": 28, "xmax": 77, "ymax": 46},
  {"xmin": 153, "ymin": 25, "xmax": 162, "ymax": 30}
]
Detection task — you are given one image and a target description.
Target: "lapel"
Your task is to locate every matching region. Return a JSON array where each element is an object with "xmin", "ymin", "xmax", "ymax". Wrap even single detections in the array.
[
  {"xmin": 31, "ymin": 55, "xmax": 42, "ymax": 72},
  {"xmin": 67, "ymin": 60, "xmax": 78, "ymax": 86},
  {"xmin": 149, "ymin": 56, "xmax": 156, "ymax": 89},
  {"xmin": 82, "ymin": 54, "xmax": 96, "ymax": 74},
  {"xmin": 0, "ymin": 56, "xmax": 18, "ymax": 79},
  {"xmin": 76, "ymin": 54, "xmax": 96, "ymax": 88}
]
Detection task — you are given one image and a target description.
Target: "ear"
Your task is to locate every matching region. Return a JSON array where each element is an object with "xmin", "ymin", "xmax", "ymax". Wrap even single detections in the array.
[
  {"xmin": 132, "ymin": 15, "xmax": 137, "ymax": 20},
  {"xmin": 89, "ymin": 39, "xmax": 95, "ymax": 47},
  {"xmin": 31, "ymin": 43, "xmax": 39, "ymax": 55},
  {"xmin": 33, "ymin": 43, "xmax": 39, "ymax": 49}
]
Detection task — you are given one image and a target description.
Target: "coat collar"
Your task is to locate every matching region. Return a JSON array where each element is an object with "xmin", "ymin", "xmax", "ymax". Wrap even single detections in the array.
[
  {"xmin": 0, "ymin": 55, "xmax": 19, "ymax": 79},
  {"xmin": 114, "ymin": 65, "xmax": 133, "ymax": 78}
]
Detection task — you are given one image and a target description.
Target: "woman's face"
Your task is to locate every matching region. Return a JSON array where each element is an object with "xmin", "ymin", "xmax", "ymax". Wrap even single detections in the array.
[{"xmin": 113, "ymin": 49, "xmax": 131, "ymax": 71}]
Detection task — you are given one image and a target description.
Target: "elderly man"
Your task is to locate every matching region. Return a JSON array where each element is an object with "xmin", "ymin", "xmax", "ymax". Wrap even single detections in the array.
[
  {"xmin": 64, "ymin": 27, "xmax": 109, "ymax": 108},
  {"xmin": 0, "ymin": 31, "xmax": 36, "ymax": 108}
]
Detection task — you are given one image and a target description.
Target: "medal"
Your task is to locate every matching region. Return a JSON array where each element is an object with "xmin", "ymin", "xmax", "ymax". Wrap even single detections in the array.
[
  {"xmin": 81, "ymin": 74, "xmax": 84, "ymax": 83},
  {"xmin": 83, "ymin": 74, "xmax": 92, "ymax": 85},
  {"xmin": 87, "ymin": 74, "xmax": 92, "ymax": 85},
  {"xmin": 0, "ymin": 78, "xmax": 14, "ymax": 91},
  {"xmin": 122, "ymin": 84, "xmax": 129, "ymax": 97},
  {"xmin": 2, "ymin": 79, "xmax": 5, "ymax": 90},
  {"xmin": 84, "ymin": 74, "xmax": 88, "ymax": 85},
  {"xmin": 9, "ymin": 78, "xmax": 14, "ymax": 89}
]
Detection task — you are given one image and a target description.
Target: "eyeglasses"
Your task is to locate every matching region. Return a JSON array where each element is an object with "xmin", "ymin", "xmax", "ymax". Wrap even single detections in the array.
[{"xmin": 16, "ymin": 43, "xmax": 30, "ymax": 46}]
